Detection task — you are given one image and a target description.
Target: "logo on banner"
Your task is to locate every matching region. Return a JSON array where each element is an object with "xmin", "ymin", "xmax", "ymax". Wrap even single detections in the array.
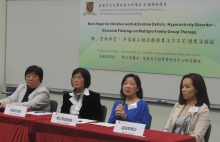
[{"xmin": 83, "ymin": 2, "xmax": 96, "ymax": 16}]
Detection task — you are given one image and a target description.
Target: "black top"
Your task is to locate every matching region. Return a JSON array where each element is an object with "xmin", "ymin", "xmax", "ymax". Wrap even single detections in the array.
[
  {"xmin": 60, "ymin": 90, "xmax": 102, "ymax": 121},
  {"xmin": 21, "ymin": 86, "xmax": 36, "ymax": 102}
]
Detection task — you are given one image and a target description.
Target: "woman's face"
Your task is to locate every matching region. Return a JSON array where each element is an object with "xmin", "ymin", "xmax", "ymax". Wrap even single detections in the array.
[
  {"xmin": 25, "ymin": 72, "xmax": 41, "ymax": 88},
  {"xmin": 182, "ymin": 78, "xmax": 197, "ymax": 101},
  {"xmin": 122, "ymin": 77, "xmax": 139, "ymax": 97},
  {"xmin": 72, "ymin": 73, "xmax": 85, "ymax": 92}
]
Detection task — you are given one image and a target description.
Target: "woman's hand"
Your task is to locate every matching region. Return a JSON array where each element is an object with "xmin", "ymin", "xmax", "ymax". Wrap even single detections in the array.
[
  {"xmin": 115, "ymin": 104, "xmax": 127, "ymax": 120},
  {"xmin": 0, "ymin": 102, "xmax": 10, "ymax": 108}
]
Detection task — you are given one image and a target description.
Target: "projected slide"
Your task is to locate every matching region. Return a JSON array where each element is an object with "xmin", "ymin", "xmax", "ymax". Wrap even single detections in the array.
[{"xmin": 79, "ymin": 0, "xmax": 220, "ymax": 77}]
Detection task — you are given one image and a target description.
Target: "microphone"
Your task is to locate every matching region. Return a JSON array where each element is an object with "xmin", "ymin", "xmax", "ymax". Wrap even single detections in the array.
[{"xmin": 117, "ymin": 95, "xmax": 126, "ymax": 120}]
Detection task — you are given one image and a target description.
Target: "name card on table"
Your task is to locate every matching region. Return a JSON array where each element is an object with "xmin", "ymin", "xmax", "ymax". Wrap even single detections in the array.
[
  {"xmin": 113, "ymin": 120, "xmax": 145, "ymax": 136},
  {"xmin": 4, "ymin": 104, "xmax": 27, "ymax": 117},
  {"xmin": 51, "ymin": 112, "xmax": 78, "ymax": 126}
]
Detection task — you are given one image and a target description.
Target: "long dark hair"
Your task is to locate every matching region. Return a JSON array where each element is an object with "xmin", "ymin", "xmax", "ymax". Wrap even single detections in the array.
[
  {"xmin": 179, "ymin": 73, "xmax": 210, "ymax": 108},
  {"xmin": 120, "ymin": 74, "xmax": 143, "ymax": 99}
]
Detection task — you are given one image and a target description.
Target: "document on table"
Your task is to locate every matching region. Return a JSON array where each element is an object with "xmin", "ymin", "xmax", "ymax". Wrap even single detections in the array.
[
  {"xmin": 26, "ymin": 111, "xmax": 52, "ymax": 116},
  {"xmin": 90, "ymin": 122, "xmax": 115, "ymax": 127}
]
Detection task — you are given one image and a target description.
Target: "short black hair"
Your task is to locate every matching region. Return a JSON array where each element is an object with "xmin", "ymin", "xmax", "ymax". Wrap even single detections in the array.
[
  {"xmin": 120, "ymin": 74, "xmax": 143, "ymax": 99},
  {"xmin": 71, "ymin": 68, "xmax": 91, "ymax": 88},
  {"xmin": 25, "ymin": 65, "xmax": 43, "ymax": 82},
  {"xmin": 178, "ymin": 73, "xmax": 210, "ymax": 108}
]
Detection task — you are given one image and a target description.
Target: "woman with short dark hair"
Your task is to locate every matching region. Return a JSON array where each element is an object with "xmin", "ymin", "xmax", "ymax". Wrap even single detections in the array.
[
  {"xmin": 60, "ymin": 68, "xmax": 102, "ymax": 121},
  {"xmin": 0, "ymin": 65, "xmax": 50, "ymax": 111},
  {"xmin": 108, "ymin": 74, "xmax": 151, "ymax": 129},
  {"xmin": 164, "ymin": 73, "xmax": 211, "ymax": 142}
]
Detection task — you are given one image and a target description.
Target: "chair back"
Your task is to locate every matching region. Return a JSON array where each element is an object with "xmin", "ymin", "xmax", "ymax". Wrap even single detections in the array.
[
  {"xmin": 2, "ymin": 87, "xmax": 16, "ymax": 96},
  {"xmin": 100, "ymin": 105, "xmax": 107, "ymax": 122},
  {"xmin": 204, "ymin": 124, "xmax": 211, "ymax": 142},
  {"xmin": 50, "ymin": 100, "xmax": 58, "ymax": 112},
  {"xmin": 149, "ymin": 114, "xmax": 152, "ymax": 129}
]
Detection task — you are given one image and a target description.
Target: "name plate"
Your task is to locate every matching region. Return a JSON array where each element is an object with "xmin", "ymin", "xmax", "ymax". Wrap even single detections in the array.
[
  {"xmin": 4, "ymin": 104, "xmax": 27, "ymax": 117},
  {"xmin": 113, "ymin": 120, "xmax": 146, "ymax": 136},
  {"xmin": 51, "ymin": 112, "xmax": 77, "ymax": 126}
]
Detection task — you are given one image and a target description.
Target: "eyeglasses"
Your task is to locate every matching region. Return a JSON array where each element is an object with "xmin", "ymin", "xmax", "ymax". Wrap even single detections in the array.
[
  {"xmin": 72, "ymin": 76, "xmax": 83, "ymax": 81},
  {"xmin": 26, "ymin": 75, "xmax": 38, "ymax": 79}
]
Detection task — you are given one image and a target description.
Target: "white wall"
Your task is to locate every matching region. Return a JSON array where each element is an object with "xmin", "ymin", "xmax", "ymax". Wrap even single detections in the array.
[
  {"xmin": 0, "ymin": 0, "xmax": 6, "ymax": 99},
  {"xmin": 0, "ymin": 1, "xmax": 219, "ymax": 142}
]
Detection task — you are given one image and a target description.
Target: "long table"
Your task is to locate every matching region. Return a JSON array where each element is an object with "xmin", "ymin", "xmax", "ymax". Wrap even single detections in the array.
[
  {"xmin": 0, "ymin": 112, "xmax": 196, "ymax": 142},
  {"xmin": 0, "ymin": 112, "xmax": 50, "ymax": 142}
]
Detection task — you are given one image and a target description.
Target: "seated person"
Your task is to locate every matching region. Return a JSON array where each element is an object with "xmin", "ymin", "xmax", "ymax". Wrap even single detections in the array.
[
  {"xmin": 108, "ymin": 74, "xmax": 151, "ymax": 129},
  {"xmin": 163, "ymin": 73, "xmax": 210, "ymax": 142},
  {"xmin": 0, "ymin": 65, "xmax": 50, "ymax": 111},
  {"xmin": 60, "ymin": 68, "xmax": 102, "ymax": 121}
]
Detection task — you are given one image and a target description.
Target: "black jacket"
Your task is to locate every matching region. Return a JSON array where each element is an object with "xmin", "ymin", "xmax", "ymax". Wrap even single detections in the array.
[{"xmin": 60, "ymin": 90, "xmax": 102, "ymax": 121}]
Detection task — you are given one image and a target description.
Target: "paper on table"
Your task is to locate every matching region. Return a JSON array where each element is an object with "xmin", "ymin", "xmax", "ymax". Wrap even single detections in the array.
[
  {"xmin": 77, "ymin": 118, "xmax": 96, "ymax": 124},
  {"xmin": 90, "ymin": 122, "xmax": 115, "ymax": 127},
  {"xmin": 26, "ymin": 111, "xmax": 52, "ymax": 116}
]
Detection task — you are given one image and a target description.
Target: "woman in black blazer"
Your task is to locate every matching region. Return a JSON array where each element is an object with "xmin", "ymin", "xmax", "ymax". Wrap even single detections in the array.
[{"xmin": 60, "ymin": 68, "xmax": 102, "ymax": 121}]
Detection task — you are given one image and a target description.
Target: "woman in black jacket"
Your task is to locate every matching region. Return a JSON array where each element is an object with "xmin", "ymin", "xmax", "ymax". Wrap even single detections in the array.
[{"xmin": 60, "ymin": 68, "xmax": 102, "ymax": 121}]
